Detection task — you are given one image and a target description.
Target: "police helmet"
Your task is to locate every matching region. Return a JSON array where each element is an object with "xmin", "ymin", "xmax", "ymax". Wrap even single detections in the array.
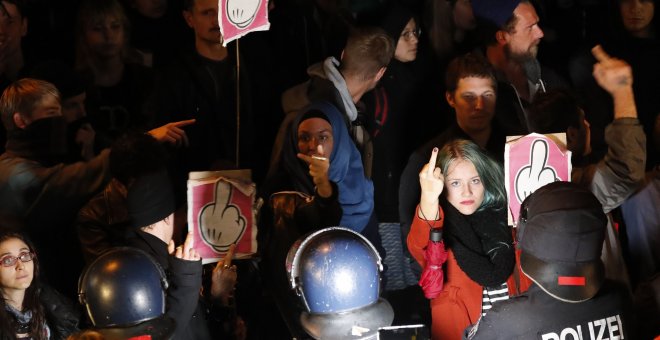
[
  {"xmin": 78, "ymin": 247, "xmax": 174, "ymax": 340},
  {"xmin": 287, "ymin": 227, "xmax": 393, "ymax": 339}
]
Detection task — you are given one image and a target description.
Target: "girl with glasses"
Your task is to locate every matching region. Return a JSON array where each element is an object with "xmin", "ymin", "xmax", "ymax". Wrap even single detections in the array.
[{"xmin": 0, "ymin": 230, "xmax": 79, "ymax": 339}]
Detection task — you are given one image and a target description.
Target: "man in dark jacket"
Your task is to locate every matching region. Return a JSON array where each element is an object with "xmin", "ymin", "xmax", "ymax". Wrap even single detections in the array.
[
  {"xmin": 0, "ymin": 78, "xmax": 113, "ymax": 299},
  {"xmin": 124, "ymin": 169, "xmax": 239, "ymax": 340},
  {"xmin": 154, "ymin": 0, "xmax": 262, "ymax": 196},
  {"xmin": 471, "ymin": 0, "xmax": 567, "ymax": 136},
  {"xmin": 465, "ymin": 182, "xmax": 634, "ymax": 339},
  {"xmin": 0, "ymin": 78, "xmax": 187, "ymax": 301}
]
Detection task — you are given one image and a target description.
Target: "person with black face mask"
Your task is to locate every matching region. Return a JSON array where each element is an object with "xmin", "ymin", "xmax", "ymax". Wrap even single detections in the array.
[{"xmin": 0, "ymin": 78, "xmax": 180, "ymax": 301}]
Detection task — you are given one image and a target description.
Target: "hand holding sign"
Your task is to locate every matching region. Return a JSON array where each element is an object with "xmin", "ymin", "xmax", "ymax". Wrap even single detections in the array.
[
  {"xmin": 212, "ymin": 243, "xmax": 238, "ymax": 304},
  {"xmin": 515, "ymin": 139, "xmax": 558, "ymax": 203},
  {"xmin": 168, "ymin": 232, "xmax": 201, "ymax": 262},
  {"xmin": 200, "ymin": 182, "xmax": 246, "ymax": 252}
]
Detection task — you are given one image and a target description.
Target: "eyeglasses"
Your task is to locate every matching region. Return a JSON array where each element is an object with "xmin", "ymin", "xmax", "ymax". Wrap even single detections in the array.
[
  {"xmin": 0, "ymin": 252, "xmax": 35, "ymax": 267},
  {"xmin": 401, "ymin": 28, "xmax": 421, "ymax": 40}
]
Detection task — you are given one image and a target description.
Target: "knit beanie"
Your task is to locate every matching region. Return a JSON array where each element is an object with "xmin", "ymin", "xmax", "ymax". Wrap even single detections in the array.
[
  {"xmin": 471, "ymin": 0, "xmax": 521, "ymax": 28},
  {"xmin": 127, "ymin": 170, "xmax": 175, "ymax": 228}
]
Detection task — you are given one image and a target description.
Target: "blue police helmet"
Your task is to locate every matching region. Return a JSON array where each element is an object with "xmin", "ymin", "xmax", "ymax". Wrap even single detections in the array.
[
  {"xmin": 78, "ymin": 247, "xmax": 174, "ymax": 340},
  {"xmin": 287, "ymin": 227, "xmax": 384, "ymax": 313}
]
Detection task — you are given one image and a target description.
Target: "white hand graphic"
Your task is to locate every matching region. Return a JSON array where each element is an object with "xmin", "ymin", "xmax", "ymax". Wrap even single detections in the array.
[
  {"xmin": 515, "ymin": 139, "xmax": 558, "ymax": 203},
  {"xmin": 199, "ymin": 181, "xmax": 246, "ymax": 252},
  {"xmin": 226, "ymin": 0, "xmax": 260, "ymax": 28}
]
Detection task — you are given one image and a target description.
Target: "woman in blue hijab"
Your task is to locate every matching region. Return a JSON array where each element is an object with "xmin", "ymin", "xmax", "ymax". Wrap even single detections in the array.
[
  {"xmin": 282, "ymin": 101, "xmax": 375, "ymax": 233},
  {"xmin": 258, "ymin": 101, "xmax": 380, "ymax": 338}
]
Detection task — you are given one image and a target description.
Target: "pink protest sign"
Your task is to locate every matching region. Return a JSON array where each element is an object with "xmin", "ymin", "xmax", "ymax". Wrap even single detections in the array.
[
  {"xmin": 188, "ymin": 173, "xmax": 257, "ymax": 264},
  {"xmin": 504, "ymin": 133, "xmax": 571, "ymax": 226},
  {"xmin": 219, "ymin": 0, "xmax": 270, "ymax": 46}
]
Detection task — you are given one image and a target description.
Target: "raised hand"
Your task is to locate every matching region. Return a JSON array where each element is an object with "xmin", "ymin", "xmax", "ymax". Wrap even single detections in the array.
[
  {"xmin": 592, "ymin": 45, "xmax": 633, "ymax": 94},
  {"xmin": 418, "ymin": 147, "xmax": 444, "ymax": 220},
  {"xmin": 168, "ymin": 232, "xmax": 201, "ymax": 262},
  {"xmin": 148, "ymin": 119, "xmax": 196, "ymax": 146},
  {"xmin": 297, "ymin": 144, "xmax": 333, "ymax": 198},
  {"xmin": 211, "ymin": 243, "xmax": 238, "ymax": 303},
  {"xmin": 515, "ymin": 139, "xmax": 558, "ymax": 203},
  {"xmin": 592, "ymin": 45, "xmax": 637, "ymax": 120}
]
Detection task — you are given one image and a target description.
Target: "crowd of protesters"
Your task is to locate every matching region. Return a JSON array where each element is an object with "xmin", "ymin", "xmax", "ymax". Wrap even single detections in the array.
[{"xmin": 0, "ymin": 0, "xmax": 658, "ymax": 339}]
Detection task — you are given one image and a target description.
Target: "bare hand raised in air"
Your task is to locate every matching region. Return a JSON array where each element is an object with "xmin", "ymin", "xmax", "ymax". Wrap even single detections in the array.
[{"xmin": 418, "ymin": 147, "xmax": 444, "ymax": 219}]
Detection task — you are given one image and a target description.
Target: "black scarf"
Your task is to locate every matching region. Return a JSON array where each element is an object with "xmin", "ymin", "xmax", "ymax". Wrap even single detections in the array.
[
  {"xmin": 443, "ymin": 203, "xmax": 515, "ymax": 288},
  {"xmin": 5, "ymin": 116, "xmax": 68, "ymax": 166}
]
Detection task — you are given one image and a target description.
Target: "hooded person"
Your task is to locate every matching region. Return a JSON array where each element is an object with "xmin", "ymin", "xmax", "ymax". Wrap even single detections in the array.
[
  {"xmin": 123, "ymin": 169, "xmax": 213, "ymax": 340},
  {"xmin": 282, "ymin": 102, "xmax": 375, "ymax": 233},
  {"xmin": 466, "ymin": 181, "xmax": 635, "ymax": 339},
  {"xmin": 258, "ymin": 102, "xmax": 379, "ymax": 338}
]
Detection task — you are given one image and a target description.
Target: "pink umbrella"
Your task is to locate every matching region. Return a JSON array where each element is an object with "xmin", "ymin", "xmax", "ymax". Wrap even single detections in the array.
[{"xmin": 419, "ymin": 228, "xmax": 448, "ymax": 299}]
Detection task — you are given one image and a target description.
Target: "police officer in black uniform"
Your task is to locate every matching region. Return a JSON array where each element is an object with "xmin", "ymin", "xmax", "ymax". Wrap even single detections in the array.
[{"xmin": 465, "ymin": 181, "xmax": 635, "ymax": 340}]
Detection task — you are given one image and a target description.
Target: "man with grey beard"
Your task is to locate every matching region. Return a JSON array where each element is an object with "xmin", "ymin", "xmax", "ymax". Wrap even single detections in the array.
[{"xmin": 471, "ymin": 0, "xmax": 567, "ymax": 136}]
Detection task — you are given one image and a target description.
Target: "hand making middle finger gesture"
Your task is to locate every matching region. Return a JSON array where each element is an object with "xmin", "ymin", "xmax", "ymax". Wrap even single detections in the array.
[
  {"xmin": 591, "ymin": 45, "xmax": 633, "ymax": 94},
  {"xmin": 418, "ymin": 147, "xmax": 444, "ymax": 219},
  {"xmin": 297, "ymin": 144, "xmax": 333, "ymax": 197}
]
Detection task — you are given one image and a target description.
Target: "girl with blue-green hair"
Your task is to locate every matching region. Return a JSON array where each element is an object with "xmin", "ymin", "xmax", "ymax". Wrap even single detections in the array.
[{"xmin": 408, "ymin": 139, "xmax": 525, "ymax": 340}]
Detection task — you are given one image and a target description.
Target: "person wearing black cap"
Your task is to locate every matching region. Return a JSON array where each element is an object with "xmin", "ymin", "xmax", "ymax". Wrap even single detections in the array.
[
  {"xmin": 470, "ymin": 0, "xmax": 567, "ymax": 136},
  {"xmin": 527, "ymin": 46, "xmax": 646, "ymax": 290},
  {"xmin": 124, "ymin": 169, "xmax": 239, "ymax": 340},
  {"xmin": 465, "ymin": 181, "xmax": 634, "ymax": 339}
]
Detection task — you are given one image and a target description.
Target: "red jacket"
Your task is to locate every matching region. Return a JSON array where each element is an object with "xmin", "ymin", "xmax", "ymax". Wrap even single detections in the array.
[{"xmin": 407, "ymin": 205, "xmax": 531, "ymax": 340}]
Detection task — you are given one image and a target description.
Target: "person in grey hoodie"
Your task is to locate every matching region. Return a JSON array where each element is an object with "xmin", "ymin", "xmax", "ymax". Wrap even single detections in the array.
[{"xmin": 271, "ymin": 26, "xmax": 395, "ymax": 179}]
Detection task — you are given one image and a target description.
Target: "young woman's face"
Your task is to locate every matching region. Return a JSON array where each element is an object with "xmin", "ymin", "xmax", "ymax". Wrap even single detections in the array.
[
  {"xmin": 444, "ymin": 158, "xmax": 484, "ymax": 215},
  {"xmin": 0, "ymin": 238, "xmax": 34, "ymax": 295},
  {"xmin": 84, "ymin": 15, "xmax": 126, "ymax": 59},
  {"xmin": 297, "ymin": 117, "xmax": 333, "ymax": 158},
  {"xmin": 620, "ymin": 0, "xmax": 655, "ymax": 38},
  {"xmin": 395, "ymin": 18, "xmax": 419, "ymax": 63}
]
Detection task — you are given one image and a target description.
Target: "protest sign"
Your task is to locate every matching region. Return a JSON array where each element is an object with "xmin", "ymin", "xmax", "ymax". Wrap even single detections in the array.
[
  {"xmin": 505, "ymin": 133, "xmax": 571, "ymax": 226},
  {"xmin": 188, "ymin": 170, "xmax": 257, "ymax": 263}
]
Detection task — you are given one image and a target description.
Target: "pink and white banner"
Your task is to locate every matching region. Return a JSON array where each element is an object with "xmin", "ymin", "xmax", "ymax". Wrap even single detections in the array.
[
  {"xmin": 188, "ymin": 172, "xmax": 257, "ymax": 263},
  {"xmin": 505, "ymin": 133, "xmax": 572, "ymax": 226},
  {"xmin": 219, "ymin": 0, "xmax": 270, "ymax": 46}
]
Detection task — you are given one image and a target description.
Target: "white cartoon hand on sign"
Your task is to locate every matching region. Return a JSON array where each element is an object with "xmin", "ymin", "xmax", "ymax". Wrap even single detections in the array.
[
  {"xmin": 199, "ymin": 181, "xmax": 246, "ymax": 252},
  {"xmin": 226, "ymin": 0, "xmax": 260, "ymax": 28},
  {"xmin": 515, "ymin": 139, "xmax": 558, "ymax": 203}
]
